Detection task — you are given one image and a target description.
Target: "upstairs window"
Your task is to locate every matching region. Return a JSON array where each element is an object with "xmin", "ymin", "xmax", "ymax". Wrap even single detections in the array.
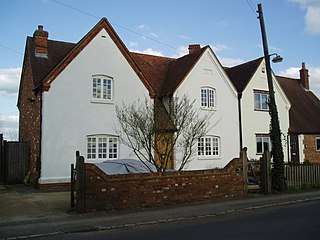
[
  {"xmin": 201, "ymin": 87, "xmax": 215, "ymax": 109},
  {"xmin": 198, "ymin": 136, "xmax": 220, "ymax": 157},
  {"xmin": 87, "ymin": 135, "xmax": 118, "ymax": 160},
  {"xmin": 92, "ymin": 75, "xmax": 113, "ymax": 101},
  {"xmin": 254, "ymin": 90, "xmax": 269, "ymax": 111},
  {"xmin": 256, "ymin": 134, "xmax": 271, "ymax": 154}
]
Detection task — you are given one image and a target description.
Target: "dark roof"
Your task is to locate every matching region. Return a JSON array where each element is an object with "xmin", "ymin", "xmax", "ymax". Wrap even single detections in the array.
[
  {"xmin": 277, "ymin": 76, "xmax": 320, "ymax": 134},
  {"xmin": 225, "ymin": 57, "xmax": 263, "ymax": 93},
  {"xmin": 26, "ymin": 36, "xmax": 75, "ymax": 87}
]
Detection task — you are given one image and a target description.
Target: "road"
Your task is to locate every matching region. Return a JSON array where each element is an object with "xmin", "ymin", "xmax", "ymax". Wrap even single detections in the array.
[{"xmin": 43, "ymin": 200, "xmax": 320, "ymax": 240}]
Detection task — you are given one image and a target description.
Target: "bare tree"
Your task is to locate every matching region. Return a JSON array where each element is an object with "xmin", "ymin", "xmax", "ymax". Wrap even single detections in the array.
[{"xmin": 115, "ymin": 95, "xmax": 214, "ymax": 172}]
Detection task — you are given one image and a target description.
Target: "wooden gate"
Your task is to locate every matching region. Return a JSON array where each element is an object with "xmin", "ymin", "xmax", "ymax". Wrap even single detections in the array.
[{"xmin": 0, "ymin": 135, "xmax": 30, "ymax": 184}]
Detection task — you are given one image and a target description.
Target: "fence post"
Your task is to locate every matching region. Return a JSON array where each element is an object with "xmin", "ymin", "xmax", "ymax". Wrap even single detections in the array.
[
  {"xmin": 70, "ymin": 163, "xmax": 75, "ymax": 208},
  {"xmin": 0, "ymin": 134, "xmax": 3, "ymax": 183},
  {"xmin": 75, "ymin": 154, "xmax": 86, "ymax": 213},
  {"xmin": 241, "ymin": 147, "xmax": 248, "ymax": 195},
  {"xmin": 260, "ymin": 150, "xmax": 271, "ymax": 193}
]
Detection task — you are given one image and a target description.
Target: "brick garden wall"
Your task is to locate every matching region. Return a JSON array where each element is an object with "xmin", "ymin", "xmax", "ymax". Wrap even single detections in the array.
[{"xmin": 78, "ymin": 157, "xmax": 245, "ymax": 212}]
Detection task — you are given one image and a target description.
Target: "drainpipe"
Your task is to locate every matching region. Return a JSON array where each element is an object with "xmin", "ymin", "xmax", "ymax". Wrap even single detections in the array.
[{"xmin": 237, "ymin": 92, "xmax": 243, "ymax": 151}]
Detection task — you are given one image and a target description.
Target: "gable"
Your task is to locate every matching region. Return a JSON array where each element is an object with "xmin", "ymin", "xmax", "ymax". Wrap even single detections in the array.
[
  {"xmin": 40, "ymin": 18, "xmax": 156, "ymax": 97},
  {"xmin": 173, "ymin": 47, "xmax": 237, "ymax": 98}
]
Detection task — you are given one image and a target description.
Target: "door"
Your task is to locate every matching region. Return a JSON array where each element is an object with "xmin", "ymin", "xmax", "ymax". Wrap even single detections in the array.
[{"xmin": 290, "ymin": 134, "xmax": 300, "ymax": 164}]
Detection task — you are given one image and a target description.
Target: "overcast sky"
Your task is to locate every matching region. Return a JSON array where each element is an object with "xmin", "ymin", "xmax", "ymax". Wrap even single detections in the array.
[{"xmin": 0, "ymin": 0, "xmax": 320, "ymax": 140}]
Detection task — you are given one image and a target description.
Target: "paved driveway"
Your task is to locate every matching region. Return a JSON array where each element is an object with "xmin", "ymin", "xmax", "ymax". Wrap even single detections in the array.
[{"xmin": 0, "ymin": 185, "xmax": 70, "ymax": 223}]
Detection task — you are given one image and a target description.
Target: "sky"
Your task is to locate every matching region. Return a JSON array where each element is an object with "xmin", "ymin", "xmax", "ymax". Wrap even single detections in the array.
[{"xmin": 0, "ymin": 0, "xmax": 320, "ymax": 140}]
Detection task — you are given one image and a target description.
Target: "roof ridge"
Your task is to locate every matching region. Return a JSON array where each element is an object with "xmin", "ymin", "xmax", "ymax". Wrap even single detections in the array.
[{"xmin": 130, "ymin": 51, "xmax": 175, "ymax": 60}]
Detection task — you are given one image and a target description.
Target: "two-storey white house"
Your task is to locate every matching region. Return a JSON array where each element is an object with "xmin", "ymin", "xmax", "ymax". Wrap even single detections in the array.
[
  {"xmin": 225, "ymin": 58, "xmax": 290, "ymax": 161},
  {"xmin": 18, "ymin": 18, "xmax": 240, "ymax": 188}
]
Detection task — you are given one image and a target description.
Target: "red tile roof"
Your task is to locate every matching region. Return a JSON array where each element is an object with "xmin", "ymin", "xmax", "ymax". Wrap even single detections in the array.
[{"xmin": 277, "ymin": 76, "xmax": 320, "ymax": 134}]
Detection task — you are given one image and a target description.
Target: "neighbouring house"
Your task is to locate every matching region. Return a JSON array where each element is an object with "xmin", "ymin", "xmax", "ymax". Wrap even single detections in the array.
[
  {"xmin": 277, "ymin": 63, "xmax": 320, "ymax": 164},
  {"xmin": 225, "ymin": 58, "xmax": 291, "ymax": 162},
  {"xmin": 18, "ymin": 18, "xmax": 240, "ymax": 188}
]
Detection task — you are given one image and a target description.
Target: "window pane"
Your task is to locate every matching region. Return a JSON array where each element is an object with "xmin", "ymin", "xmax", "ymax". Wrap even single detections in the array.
[
  {"xmin": 256, "ymin": 137, "xmax": 263, "ymax": 154},
  {"xmin": 201, "ymin": 89, "xmax": 207, "ymax": 107},
  {"xmin": 92, "ymin": 78, "xmax": 97, "ymax": 99},
  {"xmin": 261, "ymin": 94, "xmax": 269, "ymax": 110},
  {"xmin": 254, "ymin": 94, "xmax": 260, "ymax": 110},
  {"xmin": 198, "ymin": 138, "xmax": 204, "ymax": 155},
  {"xmin": 212, "ymin": 137, "xmax": 219, "ymax": 156},
  {"xmin": 109, "ymin": 137, "xmax": 118, "ymax": 159},
  {"xmin": 208, "ymin": 89, "xmax": 215, "ymax": 108},
  {"xmin": 87, "ymin": 137, "xmax": 96, "ymax": 159},
  {"xmin": 97, "ymin": 137, "xmax": 107, "ymax": 159},
  {"xmin": 205, "ymin": 137, "xmax": 211, "ymax": 155},
  {"xmin": 317, "ymin": 138, "xmax": 320, "ymax": 151}
]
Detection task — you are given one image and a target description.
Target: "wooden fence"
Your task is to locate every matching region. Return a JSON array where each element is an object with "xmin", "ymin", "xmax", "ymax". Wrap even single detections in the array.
[
  {"xmin": 285, "ymin": 164, "xmax": 320, "ymax": 189},
  {"xmin": 0, "ymin": 135, "xmax": 30, "ymax": 184}
]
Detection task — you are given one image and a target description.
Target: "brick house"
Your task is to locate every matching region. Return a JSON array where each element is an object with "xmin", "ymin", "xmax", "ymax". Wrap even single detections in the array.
[
  {"xmin": 17, "ymin": 18, "xmax": 239, "ymax": 188},
  {"xmin": 277, "ymin": 63, "xmax": 320, "ymax": 164}
]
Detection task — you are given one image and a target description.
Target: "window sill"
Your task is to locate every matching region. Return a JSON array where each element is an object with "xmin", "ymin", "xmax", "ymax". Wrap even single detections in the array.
[
  {"xmin": 91, "ymin": 99, "xmax": 114, "ymax": 105},
  {"xmin": 254, "ymin": 109, "xmax": 269, "ymax": 112},
  {"xmin": 197, "ymin": 156, "xmax": 221, "ymax": 161},
  {"xmin": 200, "ymin": 107, "xmax": 217, "ymax": 112}
]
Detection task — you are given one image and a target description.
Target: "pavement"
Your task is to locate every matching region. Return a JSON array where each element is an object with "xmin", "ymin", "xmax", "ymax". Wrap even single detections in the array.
[{"xmin": 0, "ymin": 184, "xmax": 320, "ymax": 239}]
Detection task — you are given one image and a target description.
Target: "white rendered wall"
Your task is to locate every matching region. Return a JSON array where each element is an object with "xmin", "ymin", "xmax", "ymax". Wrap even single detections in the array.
[
  {"xmin": 175, "ymin": 50, "xmax": 240, "ymax": 170},
  {"xmin": 241, "ymin": 61, "xmax": 290, "ymax": 161},
  {"xmin": 39, "ymin": 29, "xmax": 150, "ymax": 184}
]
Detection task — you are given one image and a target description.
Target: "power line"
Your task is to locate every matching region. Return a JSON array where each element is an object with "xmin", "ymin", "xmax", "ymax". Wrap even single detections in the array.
[
  {"xmin": 246, "ymin": 0, "xmax": 258, "ymax": 17},
  {"xmin": 0, "ymin": 43, "xmax": 23, "ymax": 55},
  {"xmin": 51, "ymin": 0, "xmax": 178, "ymax": 51}
]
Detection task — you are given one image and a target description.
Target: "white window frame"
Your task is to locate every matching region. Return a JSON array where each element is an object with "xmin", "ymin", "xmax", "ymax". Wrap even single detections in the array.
[
  {"xmin": 254, "ymin": 91, "xmax": 269, "ymax": 111},
  {"xmin": 201, "ymin": 87, "xmax": 216, "ymax": 109},
  {"xmin": 316, "ymin": 137, "xmax": 320, "ymax": 152},
  {"xmin": 86, "ymin": 135, "xmax": 119, "ymax": 161},
  {"xmin": 256, "ymin": 135, "xmax": 271, "ymax": 154},
  {"xmin": 198, "ymin": 136, "xmax": 220, "ymax": 157},
  {"xmin": 92, "ymin": 75, "xmax": 113, "ymax": 103}
]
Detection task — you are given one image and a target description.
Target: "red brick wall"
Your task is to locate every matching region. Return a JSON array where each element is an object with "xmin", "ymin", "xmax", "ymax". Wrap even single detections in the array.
[
  {"xmin": 303, "ymin": 134, "xmax": 320, "ymax": 164},
  {"xmin": 18, "ymin": 52, "xmax": 42, "ymax": 185},
  {"xmin": 83, "ymin": 158, "xmax": 244, "ymax": 212}
]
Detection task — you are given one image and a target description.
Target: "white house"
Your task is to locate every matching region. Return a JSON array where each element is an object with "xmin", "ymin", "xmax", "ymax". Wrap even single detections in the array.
[
  {"xmin": 226, "ymin": 58, "xmax": 290, "ymax": 161},
  {"xmin": 18, "ymin": 18, "xmax": 240, "ymax": 188},
  {"xmin": 171, "ymin": 45, "xmax": 240, "ymax": 169}
]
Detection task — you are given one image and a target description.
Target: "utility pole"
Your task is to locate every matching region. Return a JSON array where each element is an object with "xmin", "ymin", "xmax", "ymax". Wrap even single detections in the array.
[{"xmin": 257, "ymin": 3, "xmax": 285, "ymax": 192}]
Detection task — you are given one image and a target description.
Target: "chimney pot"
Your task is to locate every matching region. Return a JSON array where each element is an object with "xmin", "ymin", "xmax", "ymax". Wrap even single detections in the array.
[
  {"xmin": 299, "ymin": 62, "xmax": 309, "ymax": 90},
  {"xmin": 188, "ymin": 44, "xmax": 201, "ymax": 54}
]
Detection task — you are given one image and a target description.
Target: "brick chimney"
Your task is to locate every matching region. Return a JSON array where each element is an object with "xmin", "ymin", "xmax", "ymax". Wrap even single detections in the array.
[
  {"xmin": 188, "ymin": 44, "xmax": 201, "ymax": 54},
  {"xmin": 33, "ymin": 25, "xmax": 49, "ymax": 58},
  {"xmin": 299, "ymin": 62, "xmax": 309, "ymax": 90}
]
